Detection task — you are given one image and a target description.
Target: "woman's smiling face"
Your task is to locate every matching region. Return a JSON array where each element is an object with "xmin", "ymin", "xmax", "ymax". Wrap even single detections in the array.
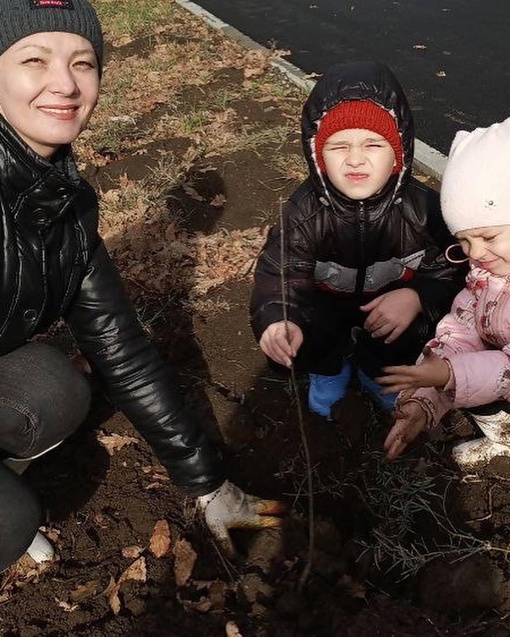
[{"xmin": 0, "ymin": 31, "xmax": 100, "ymax": 158}]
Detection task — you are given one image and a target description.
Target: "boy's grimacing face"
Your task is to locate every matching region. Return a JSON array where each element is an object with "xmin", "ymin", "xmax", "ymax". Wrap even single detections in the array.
[
  {"xmin": 321, "ymin": 128, "xmax": 397, "ymax": 200},
  {"xmin": 456, "ymin": 225, "xmax": 510, "ymax": 276},
  {"xmin": 0, "ymin": 32, "xmax": 100, "ymax": 159}
]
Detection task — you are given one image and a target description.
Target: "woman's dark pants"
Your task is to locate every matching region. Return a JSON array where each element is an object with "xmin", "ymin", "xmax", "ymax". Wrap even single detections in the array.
[{"xmin": 0, "ymin": 344, "xmax": 90, "ymax": 570}]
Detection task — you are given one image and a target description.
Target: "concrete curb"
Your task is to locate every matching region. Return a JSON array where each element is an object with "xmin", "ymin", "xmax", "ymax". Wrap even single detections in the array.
[{"xmin": 176, "ymin": 0, "xmax": 446, "ymax": 181}]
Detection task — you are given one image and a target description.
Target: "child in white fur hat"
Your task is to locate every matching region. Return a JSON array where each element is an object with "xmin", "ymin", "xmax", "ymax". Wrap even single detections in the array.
[{"xmin": 378, "ymin": 117, "xmax": 510, "ymax": 470}]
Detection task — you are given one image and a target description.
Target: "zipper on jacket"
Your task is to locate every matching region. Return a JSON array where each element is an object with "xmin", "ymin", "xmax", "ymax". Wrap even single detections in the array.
[
  {"xmin": 354, "ymin": 202, "xmax": 367, "ymax": 298},
  {"xmin": 59, "ymin": 222, "xmax": 86, "ymax": 314},
  {"xmin": 38, "ymin": 229, "xmax": 49, "ymax": 321}
]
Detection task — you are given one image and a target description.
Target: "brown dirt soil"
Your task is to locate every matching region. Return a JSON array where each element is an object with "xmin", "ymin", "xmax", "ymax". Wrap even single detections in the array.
[{"xmin": 2, "ymin": 3, "xmax": 510, "ymax": 636}]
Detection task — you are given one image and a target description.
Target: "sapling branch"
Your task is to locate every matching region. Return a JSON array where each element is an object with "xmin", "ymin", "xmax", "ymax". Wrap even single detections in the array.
[{"xmin": 278, "ymin": 198, "xmax": 315, "ymax": 590}]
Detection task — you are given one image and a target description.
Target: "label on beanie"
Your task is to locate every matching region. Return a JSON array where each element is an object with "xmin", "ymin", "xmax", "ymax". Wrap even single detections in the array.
[{"xmin": 31, "ymin": 0, "xmax": 74, "ymax": 9}]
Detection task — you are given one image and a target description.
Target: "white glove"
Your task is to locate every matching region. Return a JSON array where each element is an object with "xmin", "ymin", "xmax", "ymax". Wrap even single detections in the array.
[{"xmin": 197, "ymin": 480, "xmax": 286, "ymax": 557}]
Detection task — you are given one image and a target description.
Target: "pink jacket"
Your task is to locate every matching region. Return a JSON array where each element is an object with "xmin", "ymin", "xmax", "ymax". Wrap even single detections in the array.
[{"xmin": 404, "ymin": 265, "xmax": 510, "ymax": 427}]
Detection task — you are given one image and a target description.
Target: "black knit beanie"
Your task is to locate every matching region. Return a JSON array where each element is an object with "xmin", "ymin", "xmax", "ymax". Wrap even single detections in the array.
[{"xmin": 0, "ymin": 0, "xmax": 103, "ymax": 72}]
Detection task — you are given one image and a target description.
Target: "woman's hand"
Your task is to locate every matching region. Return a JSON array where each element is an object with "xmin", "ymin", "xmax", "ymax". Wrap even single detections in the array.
[
  {"xmin": 360, "ymin": 288, "xmax": 422, "ymax": 344},
  {"xmin": 376, "ymin": 347, "xmax": 451, "ymax": 394},
  {"xmin": 198, "ymin": 481, "xmax": 287, "ymax": 558},
  {"xmin": 259, "ymin": 321, "xmax": 303, "ymax": 367}
]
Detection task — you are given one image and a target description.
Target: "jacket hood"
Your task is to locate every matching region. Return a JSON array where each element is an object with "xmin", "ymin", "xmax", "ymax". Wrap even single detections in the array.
[{"xmin": 301, "ymin": 61, "xmax": 414, "ymax": 205}]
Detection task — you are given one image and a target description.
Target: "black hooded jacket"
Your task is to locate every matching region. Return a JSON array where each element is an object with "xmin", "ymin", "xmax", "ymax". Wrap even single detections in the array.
[
  {"xmin": 0, "ymin": 116, "xmax": 224, "ymax": 496},
  {"xmin": 250, "ymin": 61, "xmax": 465, "ymax": 341}
]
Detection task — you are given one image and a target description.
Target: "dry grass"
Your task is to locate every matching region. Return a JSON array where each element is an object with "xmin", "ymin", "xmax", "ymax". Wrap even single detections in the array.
[
  {"xmin": 95, "ymin": 0, "xmax": 179, "ymax": 43},
  {"xmin": 273, "ymin": 152, "xmax": 308, "ymax": 183},
  {"xmin": 82, "ymin": 3, "xmax": 303, "ymax": 162},
  {"xmin": 73, "ymin": 1, "xmax": 306, "ymax": 313}
]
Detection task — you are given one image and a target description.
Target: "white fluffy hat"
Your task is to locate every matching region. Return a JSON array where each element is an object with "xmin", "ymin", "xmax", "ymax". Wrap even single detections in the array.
[{"xmin": 441, "ymin": 117, "xmax": 510, "ymax": 235}]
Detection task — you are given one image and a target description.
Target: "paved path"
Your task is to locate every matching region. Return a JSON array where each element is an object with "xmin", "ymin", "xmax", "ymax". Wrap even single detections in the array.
[{"xmin": 190, "ymin": 0, "xmax": 510, "ymax": 156}]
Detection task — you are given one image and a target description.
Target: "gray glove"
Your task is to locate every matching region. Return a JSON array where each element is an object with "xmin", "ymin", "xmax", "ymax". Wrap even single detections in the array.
[{"xmin": 197, "ymin": 480, "xmax": 287, "ymax": 557}]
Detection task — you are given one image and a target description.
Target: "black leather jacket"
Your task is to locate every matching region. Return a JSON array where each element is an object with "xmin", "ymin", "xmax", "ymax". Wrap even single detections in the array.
[
  {"xmin": 251, "ymin": 61, "xmax": 465, "ymax": 340},
  {"xmin": 0, "ymin": 116, "xmax": 224, "ymax": 496}
]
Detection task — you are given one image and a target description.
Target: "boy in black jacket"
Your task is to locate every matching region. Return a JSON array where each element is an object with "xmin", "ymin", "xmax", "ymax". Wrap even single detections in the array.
[{"xmin": 250, "ymin": 61, "xmax": 464, "ymax": 421}]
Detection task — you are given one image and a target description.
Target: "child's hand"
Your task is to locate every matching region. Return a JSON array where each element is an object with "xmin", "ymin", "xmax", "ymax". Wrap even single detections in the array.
[
  {"xmin": 360, "ymin": 288, "xmax": 422, "ymax": 343},
  {"xmin": 376, "ymin": 347, "xmax": 450, "ymax": 393},
  {"xmin": 384, "ymin": 399, "xmax": 429, "ymax": 460},
  {"xmin": 259, "ymin": 321, "xmax": 303, "ymax": 368}
]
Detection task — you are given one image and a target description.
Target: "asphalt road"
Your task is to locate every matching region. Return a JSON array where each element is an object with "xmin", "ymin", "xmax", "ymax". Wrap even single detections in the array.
[{"xmin": 193, "ymin": 0, "xmax": 510, "ymax": 154}]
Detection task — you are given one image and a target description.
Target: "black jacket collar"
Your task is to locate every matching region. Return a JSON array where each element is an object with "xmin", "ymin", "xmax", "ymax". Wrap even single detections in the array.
[{"xmin": 0, "ymin": 115, "xmax": 81, "ymax": 228}]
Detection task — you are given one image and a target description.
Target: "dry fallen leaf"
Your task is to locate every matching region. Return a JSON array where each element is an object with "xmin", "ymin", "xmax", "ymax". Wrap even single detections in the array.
[
  {"xmin": 241, "ymin": 50, "xmax": 270, "ymax": 79},
  {"xmin": 93, "ymin": 513, "xmax": 109, "ymax": 528},
  {"xmin": 104, "ymin": 557, "xmax": 147, "ymax": 615},
  {"xmin": 210, "ymin": 194, "xmax": 227, "ymax": 208},
  {"xmin": 119, "ymin": 556, "xmax": 147, "ymax": 585},
  {"xmin": 70, "ymin": 580, "xmax": 100, "ymax": 603},
  {"xmin": 104, "ymin": 577, "xmax": 121, "ymax": 616},
  {"xmin": 56, "ymin": 598, "xmax": 79, "ymax": 613},
  {"xmin": 96, "ymin": 431, "xmax": 139, "ymax": 456},
  {"xmin": 173, "ymin": 538, "xmax": 197, "ymax": 586},
  {"xmin": 145, "ymin": 481, "xmax": 165, "ymax": 490},
  {"xmin": 141, "ymin": 465, "xmax": 170, "ymax": 489},
  {"xmin": 122, "ymin": 545, "xmax": 144, "ymax": 559},
  {"xmin": 181, "ymin": 595, "xmax": 212, "ymax": 613},
  {"xmin": 149, "ymin": 520, "xmax": 172, "ymax": 558},
  {"xmin": 141, "ymin": 464, "xmax": 168, "ymax": 476},
  {"xmin": 226, "ymin": 620, "xmax": 243, "ymax": 637},
  {"xmin": 181, "ymin": 580, "xmax": 228, "ymax": 613},
  {"xmin": 0, "ymin": 553, "xmax": 52, "ymax": 602}
]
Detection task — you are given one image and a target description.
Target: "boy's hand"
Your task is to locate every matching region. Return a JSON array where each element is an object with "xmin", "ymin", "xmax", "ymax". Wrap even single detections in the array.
[
  {"xmin": 376, "ymin": 347, "xmax": 450, "ymax": 393},
  {"xmin": 384, "ymin": 400, "xmax": 429, "ymax": 460},
  {"xmin": 259, "ymin": 321, "xmax": 303, "ymax": 368},
  {"xmin": 360, "ymin": 288, "xmax": 422, "ymax": 344}
]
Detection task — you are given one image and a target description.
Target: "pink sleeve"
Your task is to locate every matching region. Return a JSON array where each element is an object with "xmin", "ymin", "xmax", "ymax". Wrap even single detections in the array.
[
  {"xmin": 428, "ymin": 287, "xmax": 485, "ymax": 357},
  {"xmin": 398, "ymin": 283, "xmax": 510, "ymax": 426},
  {"xmin": 430, "ymin": 284, "xmax": 510, "ymax": 408},
  {"xmin": 397, "ymin": 286, "xmax": 482, "ymax": 428},
  {"xmin": 448, "ymin": 347, "xmax": 510, "ymax": 407}
]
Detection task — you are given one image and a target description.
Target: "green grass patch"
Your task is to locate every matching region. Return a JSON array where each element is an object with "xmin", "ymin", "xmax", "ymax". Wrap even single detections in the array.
[{"xmin": 95, "ymin": 0, "xmax": 177, "ymax": 40}]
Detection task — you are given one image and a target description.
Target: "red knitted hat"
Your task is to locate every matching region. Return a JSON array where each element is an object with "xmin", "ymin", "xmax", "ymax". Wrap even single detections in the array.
[{"xmin": 314, "ymin": 100, "xmax": 403, "ymax": 175}]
